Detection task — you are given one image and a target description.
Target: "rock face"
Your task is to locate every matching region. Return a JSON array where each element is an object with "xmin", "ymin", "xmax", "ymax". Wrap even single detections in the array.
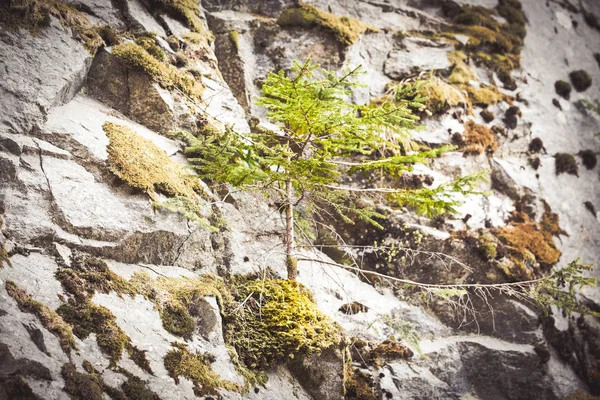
[{"xmin": 0, "ymin": 0, "xmax": 599, "ymax": 399}]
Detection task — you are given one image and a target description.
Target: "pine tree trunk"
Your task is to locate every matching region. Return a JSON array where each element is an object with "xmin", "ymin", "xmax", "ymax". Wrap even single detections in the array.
[{"xmin": 284, "ymin": 179, "xmax": 297, "ymax": 280}]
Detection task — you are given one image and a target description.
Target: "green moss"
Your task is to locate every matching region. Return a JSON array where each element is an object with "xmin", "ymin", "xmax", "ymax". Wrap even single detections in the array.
[
  {"xmin": 228, "ymin": 30, "xmax": 240, "ymax": 51},
  {"xmin": 225, "ymin": 345, "xmax": 268, "ymax": 392},
  {"xmin": 135, "ymin": 35, "xmax": 166, "ymax": 62},
  {"xmin": 61, "ymin": 363, "xmax": 105, "ymax": 400},
  {"xmin": 164, "ymin": 342, "xmax": 241, "ymax": 397},
  {"xmin": 161, "ymin": 301, "xmax": 196, "ymax": 340},
  {"xmin": 54, "ymin": 255, "xmax": 152, "ymax": 372},
  {"xmin": 466, "ymin": 85, "xmax": 505, "ymax": 106},
  {"xmin": 121, "ymin": 374, "xmax": 160, "ymax": 400},
  {"xmin": 103, "ymin": 122, "xmax": 201, "ymax": 199},
  {"xmin": 56, "ymin": 251, "xmax": 135, "ymax": 299},
  {"xmin": 58, "ymin": 299, "xmax": 125, "ymax": 367},
  {"xmin": 0, "ymin": 375, "xmax": 42, "ymax": 400},
  {"xmin": 345, "ymin": 368, "xmax": 375, "ymax": 400},
  {"xmin": 5, "ymin": 280, "xmax": 77, "ymax": 354},
  {"xmin": 554, "ymin": 80, "xmax": 572, "ymax": 99},
  {"xmin": 182, "ymin": 31, "xmax": 211, "ymax": 46},
  {"xmin": 112, "ymin": 42, "xmax": 203, "ymax": 100},
  {"xmin": 224, "ymin": 278, "xmax": 341, "ymax": 370},
  {"xmin": 147, "ymin": 0, "xmax": 207, "ymax": 33},
  {"xmin": 478, "ymin": 234, "xmax": 498, "ymax": 260},
  {"xmin": 442, "ymin": 1, "xmax": 525, "ymax": 89},
  {"xmin": 0, "ymin": 242, "xmax": 10, "ymax": 268},
  {"xmin": 555, "ymin": 153, "xmax": 579, "ymax": 176},
  {"xmin": 277, "ymin": 2, "xmax": 377, "ymax": 46},
  {"xmin": 397, "ymin": 78, "xmax": 466, "ymax": 114},
  {"xmin": 569, "ymin": 70, "xmax": 592, "ymax": 92},
  {"xmin": 0, "ymin": 0, "xmax": 103, "ymax": 52}
]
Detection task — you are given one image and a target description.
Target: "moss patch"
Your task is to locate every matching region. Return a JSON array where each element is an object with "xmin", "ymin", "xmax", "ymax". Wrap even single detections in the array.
[
  {"xmin": 135, "ymin": 34, "xmax": 166, "ymax": 62},
  {"xmin": 54, "ymin": 253, "xmax": 152, "ymax": 372},
  {"xmin": 480, "ymin": 109, "xmax": 494, "ymax": 123},
  {"xmin": 112, "ymin": 42, "xmax": 203, "ymax": 100},
  {"xmin": 555, "ymin": 153, "xmax": 578, "ymax": 176},
  {"xmin": 368, "ymin": 340, "xmax": 413, "ymax": 367},
  {"xmin": 277, "ymin": 2, "xmax": 377, "ymax": 46},
  {"xmin": 442, "ymin": 0, "xmax": 526, "ymax": 89},
  {"xmin": 492, "ymin": 206, "xmax": 564, "ymax": 281},
  {"xmin": 569, "ymin": 70, "xmax": 592, "ymax": 92},
  {"xmin": 57, "ymin": 299, "xmax": 150, "ymax": 371},
  {"xmin": 0, "ymin": 0, "xmax": 103, "ymax": 52},
  {"xmin": 554, "ymin": 80, "xmax": 571, "ymax": 99},
  {"xmin": 0, "ymin": 375, "xmax": 42, "ymax": 400},
  {"xmin": 225, "ymin": 278, "xmax": 341, "ymax": 370},
  {"xmin": 455, "ymin": 120, "xmax": 498, "ymax": 155},
  {"xmin": 0, "ymin": 242, "xmax": 10, "ymax": 268},
  {"xmin": 579, "ymin": 150, "xmax": 597, "ymax": 170},
  {"xmin": 345, "ymin": 368, "xmax": 375, "ymax": 400},
  {"xmin": 56, "ymin": 251, "xmax": 135, "ymax": 299},
  {"xmin": 164, "ymin": 342, "xmax": 241, "ymax": 397},
  {"xmin": 147, "ymin": 0, "xmax": 207, "ymax": 33},
  {"xmin": 104, "ymin": 122, "xmax": 201, "ymax": 199},
  {"xmin": 62, "ymin": 363, "xmax": 104, "ymax": 400},
  {"xmin": 503, "ymin": 105, "xmax": 521, "ymax": 129},
  {"xmin": 5, "ymin": 280, "xmax": 77, "ymax": 354},
  {"xmin": 528, "ymin": 137, "xmax": 544, "ymax": 153}
]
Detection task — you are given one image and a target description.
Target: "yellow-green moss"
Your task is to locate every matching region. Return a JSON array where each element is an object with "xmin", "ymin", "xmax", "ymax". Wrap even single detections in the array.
[
  {"xmin": 0, "ymin": 0, "xmax": 103, "ymax": 52},
  {"xmin": 147, "ymin": 0, "xmax": 206, "ymax": 33},
  {"xmin": 477, "ymin": 233, "xmax": 498, "ymax": 260},
  {"xmin": 112, "ymin": 42, "xmax": 203, "ymax": 100},
  {"xmin": 164, "ymin": 342, "xmax": 241, "ymax": 397},
  {"xmin": 54, "ymin": 254, "xmax": 152, "ymax": 373},
  {"xmin": 277, "ymin": 2, "xmax": 378, "ymax": 46},
  {"xmin": 135, "ymin": 35, "xmax": 165, "ymax": 62},
  {"xmin": 5, "ymin": 280, "xmax": 77, "ymax": 354},
  {"xmin": 103, "ymin": 122, "xmax": 201, "ymax": 199},
  {"xmin": 465, "ymin": 85, "xmax": 505, "ymax": 106},
  {"xmin": 456, "ymin": 120, "xmax": 498, "ymax": 155},
  {"xmin": 61, "ymin": 363, "xmax": 105, "ymax": 400},
  {"xmin": 228, "ymin": 30, "xmax": 240, "ymax": 51},
  {"xmin": 225, "ymin": 279, "xmax": 341, "ymax": 369},
  {"xmin": 57, "ymin": 298, "xmax": 151, "ymax": 372},
  {"xmin": 0, "ymin": 242, "xmax": 10, "ymax": 268},
  {"xmin": 55, "ymin": 251, "xmax": 136, "ymax": 299},
  {"xmin": 442, "ymin": 1, "xmax": 526, "ymax": 88},
  {"xmin": 403, "ymin": 78, "xmax": 466, "ymax": 114},
  {"xmin": 345, "ymin": 368, "xmax": 375, "ymax": 400},
  {"xmin": 182, "ymin": 31, "xmax": 212, "ymax": 46}
]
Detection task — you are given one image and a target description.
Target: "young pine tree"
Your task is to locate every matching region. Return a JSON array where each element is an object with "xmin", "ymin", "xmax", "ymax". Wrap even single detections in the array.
[{"xmin": 184, "ymin": 60, "xmax": 484, "ymax": 280}]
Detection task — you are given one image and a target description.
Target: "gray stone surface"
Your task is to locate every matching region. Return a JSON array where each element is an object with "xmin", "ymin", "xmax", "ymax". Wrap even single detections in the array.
[
  {"xmin": 384, "ymin": 37, "xmax": 453, "ymax": 80},
  {"xmin": 0, "ymin": 18, "xmax": 91, "ymax": 133}
]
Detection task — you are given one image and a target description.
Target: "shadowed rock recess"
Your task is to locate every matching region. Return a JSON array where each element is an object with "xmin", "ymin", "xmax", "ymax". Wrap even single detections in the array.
[{"xmin": 0, "ymin": 0, "xmax": 599, "ymax": 399}]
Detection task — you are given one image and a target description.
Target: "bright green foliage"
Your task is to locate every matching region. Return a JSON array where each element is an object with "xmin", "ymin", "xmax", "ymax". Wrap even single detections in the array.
[
  {"xmin": 225, "ymin": 279, "xmax": 341, "ymax": 369},
  {"xmin": 184, "ymin": 60, "xmax": 482, "ymax": 222},
  {"xmin": 530, "ymin": 259, "xmax": 599, "ymax": 317}
]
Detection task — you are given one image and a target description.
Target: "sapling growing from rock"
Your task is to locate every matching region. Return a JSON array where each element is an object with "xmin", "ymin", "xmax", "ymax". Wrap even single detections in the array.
[{"xmin": 184, "ymin": 60, "xmax": 484, "ymax": 279}]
